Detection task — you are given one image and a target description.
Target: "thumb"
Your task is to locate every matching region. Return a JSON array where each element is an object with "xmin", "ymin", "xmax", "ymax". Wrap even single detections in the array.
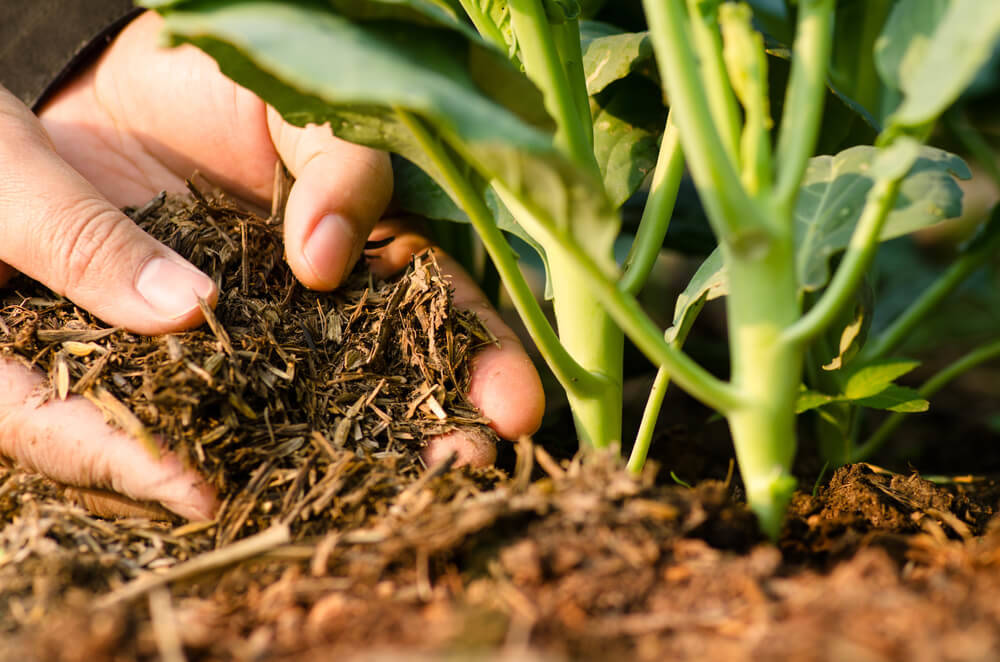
[
  {"xmin": 0, "ymin": 358, "xmax": 218, "ymax": 521},
  {"xmin": 267, "ymin": 107, "xmax": 393, "ymax": 290},
  {"xmin": 0, "ymin": 88, "xmax": 217, "ymax": 335}
]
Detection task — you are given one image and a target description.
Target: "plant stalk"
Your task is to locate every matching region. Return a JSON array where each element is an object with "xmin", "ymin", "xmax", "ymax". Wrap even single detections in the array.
[
  {"xmin": 620, "ymin": 111, "xmax": 685, "ymax": 296},
  {"xmin": 627, "ymin": 295, "xmax": 704, "ymax": 473},
  {"xmin": 494, "ymin": 181, "xmax": 745, "ymax": 414},
  {"xmin": 685, "ymin": 0, "xmax": 742, "ymax": 164},
  {"xmin": 774, "ymin": 0, "xmax": 835, "ymax": 219},
  {"xmin": 548, "ymin": 248, "xmax": 625, "ymax": 448},
  {"xmin": 627, "ymin": 363, "xmax": 672, "ymax": 474},
  {"xmin": 640, "ymin": 0, "xmax": 769, "ymax": 238},
  {"xmin": 720, "ymin": 2, "xmax": 773, "ymax": 196},
  {"xmin": 724, "ymin": 238, "xmax": 802, "ymax": 539},
  {"xmin": 456, "ymin": 0, "xmax": 510, "ymax": 53},
  {"xmin": 508, "ymin": 0, "xmax": 600, "ymax": 175},
  {"xmin": 552, "ymin": 17, "xmax": 594, "ymax": 148}
]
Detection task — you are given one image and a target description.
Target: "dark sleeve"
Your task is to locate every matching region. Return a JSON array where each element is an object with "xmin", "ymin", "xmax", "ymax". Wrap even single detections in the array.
[{"xmin": 0, "ymin": 1, "xmax": 142, "ymax": 110}]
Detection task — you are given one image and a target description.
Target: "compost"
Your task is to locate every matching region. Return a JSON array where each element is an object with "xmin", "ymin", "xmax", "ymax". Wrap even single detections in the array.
[{"xmin": 3, "ymin": 190, "xmax": 1000, "ymax": 661}]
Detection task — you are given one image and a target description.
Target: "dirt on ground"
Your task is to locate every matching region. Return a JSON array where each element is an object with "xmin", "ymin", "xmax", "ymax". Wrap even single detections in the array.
[{"xmin": 3, "ymin": 188, "xmax": 1000, "ymax": 662}]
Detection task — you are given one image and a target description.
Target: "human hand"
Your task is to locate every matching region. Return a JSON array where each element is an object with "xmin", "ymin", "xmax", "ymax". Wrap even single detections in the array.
[{"xmin": 0, "ymin": 12, "xmax": 544, "ymax": 520}]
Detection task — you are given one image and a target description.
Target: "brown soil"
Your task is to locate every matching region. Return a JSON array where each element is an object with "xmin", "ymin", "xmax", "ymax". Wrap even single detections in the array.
[
  {"xmin": 3, "ymin": 189, "xmax": 1000, "ymax": 661},
  {"xmin": 4, "ymin": 458, "xmax": 1000, "ymax": 662}
]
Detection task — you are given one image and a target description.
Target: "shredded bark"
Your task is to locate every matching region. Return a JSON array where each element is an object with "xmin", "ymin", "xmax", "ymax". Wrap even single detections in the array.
[{"xmin": 0, "ymin": 185, "xmax": 497, "ymax": 547}]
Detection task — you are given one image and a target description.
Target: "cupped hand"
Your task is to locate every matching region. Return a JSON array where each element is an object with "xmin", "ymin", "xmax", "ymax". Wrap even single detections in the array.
[{"xmin": 0, "ymin": 11, "xmax": 544, "ymax": 520}]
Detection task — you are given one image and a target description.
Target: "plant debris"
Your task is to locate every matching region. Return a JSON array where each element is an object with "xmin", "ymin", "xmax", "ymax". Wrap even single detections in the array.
[
  {"xmin": 4, "ymin": 190, "xmax": 1000, "ymax": 661},
  {"xmin": 0, "ymin": 184, "xmax": 497, "ymax": 546}
]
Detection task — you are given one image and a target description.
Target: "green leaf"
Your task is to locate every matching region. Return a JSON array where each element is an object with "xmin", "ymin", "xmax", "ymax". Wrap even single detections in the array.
[
  {"xmin": 880, "ymin": 0, "xmax": 1000, "ymax": 128},
  {"xmin": 874, "ymin": 0, "xmax": 950, "ymax": 94},
  {"xmin": 855, "ymin": 385, "xmax": 929, "ymax": 413},
  {"xmin": 591, "ymin": 77, "xmax": 663, "ymax": 208},
  {"xmin": 325, "ymin": 0, "xmax": 468, "ymax": 28},
  {"xmin": 580, "ymin": 23, "xmax": 653, "ymax": 95},
  {"xmin": 843, "ymin": 358, "xmax": 920, "ymax": 400},
  {"xmin": 797, "ymin": 362, "xmax": 928, "ymax": 415},
  {"xmin": 666, "ymin": 248, "xmax": 725, "ymax": 339},
  {"xmin": 820, "ymin": 296, "xmax": 869, "ymax": 371},
  {"xmin": 795, "ymin": 144, "xmax": 970, "ymax": 292},
  {"xmin": 148, "ymin": 0, "xmax": 472, "ymax": 32},
  {"xmin": 796, "ymin": 389, "xmax": 836, "ymax": 414},
  {"xmin": 153, "ymin": 0, "xmax": 618, "ymax": 260}
]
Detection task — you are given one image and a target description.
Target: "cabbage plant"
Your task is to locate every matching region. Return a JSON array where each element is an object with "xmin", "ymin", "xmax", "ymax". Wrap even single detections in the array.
[{"xmin": 142, "ymin": 0, "xmax": 1000, "ymax": 538}]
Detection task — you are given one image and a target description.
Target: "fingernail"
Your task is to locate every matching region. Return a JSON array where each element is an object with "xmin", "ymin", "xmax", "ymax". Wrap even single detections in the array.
[
  {"xmin": 304, "ymin": 214, "xmax": 357, "ymax": 287},
  {"xmin": 136, "ymin": 257, "xmax": 216, "ymax": 320}
]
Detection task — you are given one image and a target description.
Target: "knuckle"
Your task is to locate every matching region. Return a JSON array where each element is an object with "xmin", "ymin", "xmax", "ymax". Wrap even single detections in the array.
[{"xmin": 49, "ymin": 200, "xmax": 131, "ymax": 295}]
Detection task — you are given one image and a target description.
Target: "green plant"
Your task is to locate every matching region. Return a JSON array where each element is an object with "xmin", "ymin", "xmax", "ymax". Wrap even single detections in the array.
[{"xmin": 142, "ymin": 0, "xmax": 1000, "ymax": 538}]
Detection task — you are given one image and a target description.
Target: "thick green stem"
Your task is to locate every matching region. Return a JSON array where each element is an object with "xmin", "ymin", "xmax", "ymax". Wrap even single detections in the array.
[
  {"xmin": 456, "ymin": 0, "xmax": 510, "ymax": 53},
  {"xmin": 395, "ymin": 109, "xmax": 603, "ymax": 398},
  {"xmin": 548, "ymin": 248, "xmax": 625, "ymax": 448},
  {"xmin": 686, "ymin": 0, "xmax": 742, "ymax": 164},
  {"xmin": 774, "ymin": 0, "xmax": 835, "ymax": 219},
  {"xmin": 552, "ymin": 17, "xmax": 594, "ymax": 148},
  {"xmin": 508, "ymin": 0, "xmax": 599, "ymax": 174},
  {"xmin": 725, "ymin": 238, "xmax": 802, "ymax": 539},
  {"xmin": 720, "ymin": 2, "xmax": 773, "ymax": 197},
  {"xmin": 641, "ymin": 0, "xmax": 769, "ymax": 238},
  {"xmin": 506, "ymin": 2, "xmax": 619, "ymax": 447},
  {"xmin": 620, "ymin": 112, "xmax": 685, "ymax": 295},
  {"xmin": 852, "ymin": 338, "xmax": 1000, "ymax": 462},
  {"xmin": 495, "ymin": 181, "xmax": 744, "ymax": 413}
]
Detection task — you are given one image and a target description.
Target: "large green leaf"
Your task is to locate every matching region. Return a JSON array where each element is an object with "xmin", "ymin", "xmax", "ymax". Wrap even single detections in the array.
[
  {"xmin": 874, "ymin": 0, "xmax": 949, "ymax": 94},
  {"xmin": 795, "ymin": 145, "xmax": 969, "ymax": 291},
  {"xmin": 591, "ymin": 77, "xmax": 662, "ymax": 208},
  {"xmin": 579, "ymin": 22, "xmax": 653, "ymax": 95},
  {"xmin": 878, "ymin": 0, "xmax": 1000, "ymax": 128},
  {"xmin": 668, "ymin": 145, "xmax": 969, "ymax": 336},
  {"xmin": 151, "ymin": 0, "xmax": 618, "ymax": 252},
  {"xmin": 149, "ymin": 0, "xmax": 472, "ymax": 32},
  {"xmin": 578, "ymin": 21, "xmax": 663, "ymax": 211}
]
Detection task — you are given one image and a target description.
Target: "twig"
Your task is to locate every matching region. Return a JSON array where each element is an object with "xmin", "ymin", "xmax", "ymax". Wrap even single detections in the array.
[
  {"xmin": 96, "ymin": 524, "xmax": 290, "ymax": 608},
  {"xmin": 149, "ymin": 587, "xmax": 187, "ymax": 662}
]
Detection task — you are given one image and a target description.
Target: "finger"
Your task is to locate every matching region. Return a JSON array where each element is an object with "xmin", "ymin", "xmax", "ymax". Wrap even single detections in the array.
[
  {"xmin": 367, "ymin": 219, "xmax": 546, "ymax": 442},
  {"xmin": 0, "ymin": 358, "xmax": 218, "ymax": 521},
  {"xmin": 0, "ymin": 88, "xmax": 217, "ymax": 335},
  {"xmin": 64, "ymin": 487, "xmax": 172, "ymax": 520},
  {"xmin": 267, "ymin": 107, "xmax": 393, "ymax": 290},
  {"xmin": 421, "ymin": 427, "xmax": 498, "ymax": 469}
]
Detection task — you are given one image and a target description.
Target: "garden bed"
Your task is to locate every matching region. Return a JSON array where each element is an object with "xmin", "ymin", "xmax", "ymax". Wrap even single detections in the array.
[{"xmin": 2, "ymin": 190, "xmax": 1000, "ymax": 661}]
